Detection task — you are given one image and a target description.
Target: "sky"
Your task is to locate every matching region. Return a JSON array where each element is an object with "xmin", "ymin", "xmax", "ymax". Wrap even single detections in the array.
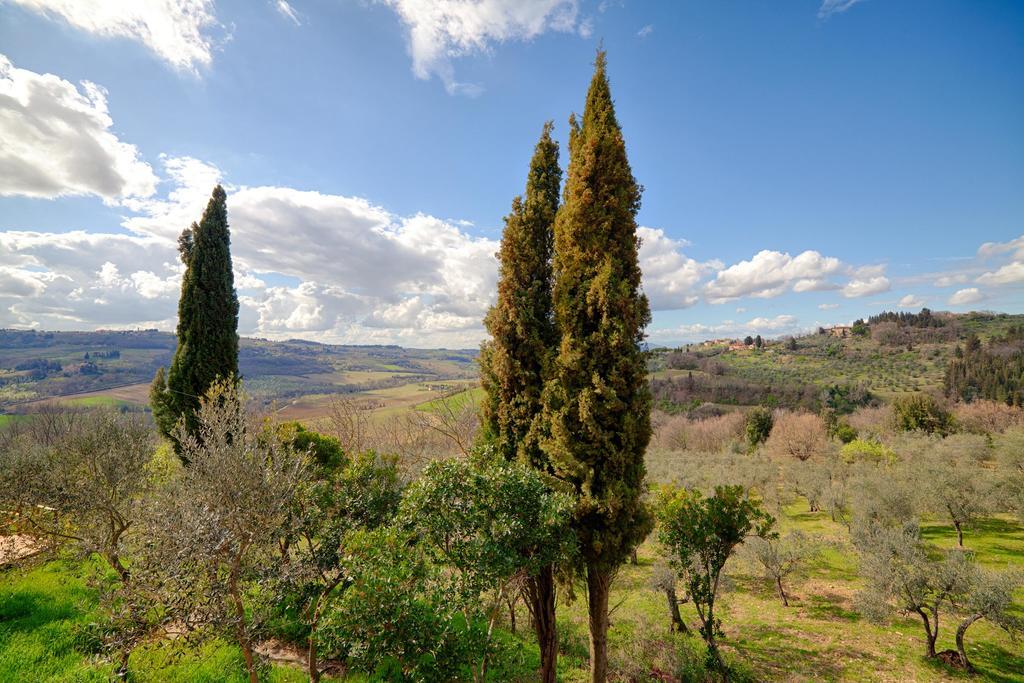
[{"xmin": 0, "ymin": 0, "xmax": 1022, "ymax": 348}]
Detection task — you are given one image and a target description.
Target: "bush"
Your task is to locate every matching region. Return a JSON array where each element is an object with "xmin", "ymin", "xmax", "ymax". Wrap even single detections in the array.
[
  {"xmin": 892, "ymin": 394, "xmax": 956, "ymax": 435},
  {"xmin": 834, "ymin": 422, "xmax": 858, "ymax": 444},
  {"xmin": 841, "ymin": 439, "xmax": 895, "ymax": 464},
  {"xmin": 746, "ymin": 407, "xmax": 774, "ymax": 448}
]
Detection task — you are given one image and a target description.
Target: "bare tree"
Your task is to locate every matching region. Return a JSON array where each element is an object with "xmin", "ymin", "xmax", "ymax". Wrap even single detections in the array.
[{"xmin": 766, "ymin": 411, "xmax": 828, "ymax": 461}]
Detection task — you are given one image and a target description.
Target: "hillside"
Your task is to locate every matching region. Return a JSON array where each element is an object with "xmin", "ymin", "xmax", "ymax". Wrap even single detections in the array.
[
  {"xmin": 648, "ymin": 310, "xmax": 1024, "ymax": 415},
  {"xmin": 0, "ymin": 329, "xmax": 478, "ymax": 417}
]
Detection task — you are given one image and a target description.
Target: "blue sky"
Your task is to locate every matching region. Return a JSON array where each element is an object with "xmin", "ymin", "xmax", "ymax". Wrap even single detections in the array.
[{"xmin": 0, "ymin": 0, "xmax": 1021, "ymax": 347}]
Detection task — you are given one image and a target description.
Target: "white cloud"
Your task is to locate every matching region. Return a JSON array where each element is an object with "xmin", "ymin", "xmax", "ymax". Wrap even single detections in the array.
[
  {"xmin": 818, "ymin": 0, "xmax": 866, "ymax": 20},
  {"xmin": 977, "ymin": 235, "xmax": 1024, "ymax": 261},
  {"xmin": 948, "ymin": 288, "xmax": 984, "ymax": 306},
  {"xmin": 637, "ymin": 227, "xmax": 718, "ymax": 310},
  {"xmin": 637, "ymin": 24, "xmax": 653, "ymax": 39},
  {"xmin": 380, "ymin": 0, "xmax": 581, "ymax": 94},
  {"xmin": 705, "ymin": 249, "xmax": 843, "ymax": 303},
  {"xmin": 841, "ymin": 276, "xmax": 889, "ymax": 298},
  {"xmin": 818, "ymin": 303, "xmax": 840, "ymax": 310},
  {"xmin": 9, "ymin": 0, "xmax": 220, "ymax": 73},
  {"xmin": 976, "ymin": 261, "xmax": 1024, "ymax": 286},
  {"xmin": 935, "ymin": 273, "xmax": 969, "ymax": 287},
  {"xmin": 275, "ymin": 0, "xmax": 301, "ymax": 25},
  {"xmin": 898, "ymin": 294, "xmax": 925, "ymax": 308},
  {"xmin": 0, "ymin": 54, "xmax": 158, "ymax": 202},
  {"xmin": 649, "ymin": 314, "xmax": 802, "ymax": 343}
]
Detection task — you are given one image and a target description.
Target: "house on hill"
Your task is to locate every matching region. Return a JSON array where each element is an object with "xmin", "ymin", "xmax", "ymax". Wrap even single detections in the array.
[{"xmin": 826, "ymin": 325, "xmax": 852, "ymax": 338}]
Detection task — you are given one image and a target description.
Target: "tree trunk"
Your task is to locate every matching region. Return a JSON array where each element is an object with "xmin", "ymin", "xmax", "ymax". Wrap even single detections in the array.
[
  {"xmin": 630, "ymin": 549, "xmax": 638, "ymax": 565},
  {"xmin": 229, "ymin": 553, "xmax": 258, "ymax": 683},
  {"xmin": 586, "ymin": 563, "xmax": 611, "ymax": 683},
  {"xmin": 664, "ymin": 585, "xmax": 686, "ymax": 633},
  {"xmin": 916, "ymin": 609, "xmax": 937, "ymax": 658},
  {"xmin": 955, "ymin": 521, "xmax": 964, "ymax": 547},
  {"xmin": 526, "ymin": 565, "xmax": 558, "ymax": 683},
  {"xmin": 776, "ymin": 576, "xmax": 789, "ymax": 607},
  {"xmin": 956, "ymin": 614, "xmax": 982, "ymax": 673},
  {"xmin": 106, "ymin": 550, "xmax": 131, "ymax": 583},
  {"xmin": 507, "ymin": 594, "xmax": 517, "ymax": 635}
]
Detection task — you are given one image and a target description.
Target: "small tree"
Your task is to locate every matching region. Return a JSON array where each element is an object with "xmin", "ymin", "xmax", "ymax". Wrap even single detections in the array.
[
  {"xmin": 951, "ymin": 566, "xmax": 1023, "ymax": 672},
  {"xmin": 856, "ymin": 523, "xmax": 971, "ymax": 659},
  {"xmin": 145, "ymin": 380, "xmax": 306, "ymax": 683},
  {"xmin": 656, "ymin": 485, "xmax": 775, "ymax": 670},
  {"xmin": 649, "ymin": 562, "xmax": 688, "ymax": 633},
  {"xmin": 402, "ymin": 452, "xmax": 576, "ymax": 681},
  {"xmin": 918, "ymin": 449, "xmax": 992, "ymax": 546},
  {"xmin": 743, "ymin": 336, "xmax": 754, "ymax": 347},
  {"xmin": 744, "ymin": 531, "xmax": 816, "ymax": 606},
  {"xmin": 0, "ymin": 409, "xmax": 156, "ymax": 581},
  {"xmin": 745, "ymin": 407, "xmax": 774, "ymax": 448}
]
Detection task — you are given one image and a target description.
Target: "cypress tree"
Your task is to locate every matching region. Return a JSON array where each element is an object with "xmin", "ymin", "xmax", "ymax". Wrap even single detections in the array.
[
  {"xmin": 543, "ymin": 51, "xmax": 652, "ymax": 683},
  {"xmin": 151, "ymin": 185, "xmax": 240, "ymax": 457},
  {"xmin": 479, "ymin": 122, "xmax": 562, "ymax": 682}
]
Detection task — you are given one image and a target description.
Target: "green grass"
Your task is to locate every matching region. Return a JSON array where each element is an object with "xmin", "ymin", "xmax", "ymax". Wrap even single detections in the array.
[{"xmin": 0, "ymin": 559, "xmax": 349, "ymax": 681}]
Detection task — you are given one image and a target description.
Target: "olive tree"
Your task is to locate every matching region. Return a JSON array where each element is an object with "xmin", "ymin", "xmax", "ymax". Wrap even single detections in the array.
[
  {"xmin": 855, "ymin": 523, "xmax": 972, "ymax": 659},
  {"xmin": 744, "ymin": 530, "xmax": 817, "ymax": 607},
  {"xmin": 0, "ymin": 409, "xmax": 157, "ymax": 580},
  {"xmin": 144, "ymin": 381, "xmax": 307, "ymax": 683},
  {"xmin": 656, "ymin": 485, "xmax": 775, "ymax": 670},
  {"xmin": 951, "ymin": 566, "xmax": 1023, "ymax": 672}
]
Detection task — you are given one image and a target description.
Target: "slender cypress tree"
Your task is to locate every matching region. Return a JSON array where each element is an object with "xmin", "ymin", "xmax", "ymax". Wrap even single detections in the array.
[
  {"xmin": 479, "ymin": 122, "xmax": 562, "ymax": 682},
  {"xmin": 151, "ymin": 185, "xmax": 240, "ymax": 457},
  {"xmin": 543, "ymin": 51, "xmax": 653, "ymax": 683}
]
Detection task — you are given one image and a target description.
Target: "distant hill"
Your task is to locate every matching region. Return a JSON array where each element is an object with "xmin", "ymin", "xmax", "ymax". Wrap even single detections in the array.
[
  {"xmin": 647, "ymin": 310, "xmax": 1024, "ymax": 414},
  {"xmin": 0, "ymin": 329, "xmax": 478, "ymax": 412}
]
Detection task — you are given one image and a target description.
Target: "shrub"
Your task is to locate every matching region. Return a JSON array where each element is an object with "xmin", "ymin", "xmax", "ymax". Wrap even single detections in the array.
[
  {"xmin": 841, "ymin": 439, "xmax": 895, "ymax": 464},
  {"xmin": 835, "ymin": 422, "xmax": 858, "ymax": 444},
  {"xmin": 746, "ymin": 407, "xmax": 774, "ymax": 448},
  {"xmin": 892, "ymin": 394, "xmax": 956, "ymax": 436}
]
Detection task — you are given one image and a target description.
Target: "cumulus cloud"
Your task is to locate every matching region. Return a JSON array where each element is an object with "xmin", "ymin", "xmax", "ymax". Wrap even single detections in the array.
[
  {"xmin": 935, "ymin": 273, "xmax": 969, "ymax": 288},
  {"xmin": 380, "ymin": 0, "xmax": 581, "ymax": 94},
  {"xmin": 841, "ymin": 276, "xmax": 890, "ymax": 298},
  {"xmin": 648, "ymin": 314, "xmax": 802, "ymax": 343},
  {"xmin": 948, "ymin": 288, "xmax": 984, "ymax": 306},
  {"xmin": 898, "ymin": 294, "xmax": 925, "ymax": 308},
  {"xmin": 0, "ymin": 54, "xmax": 158, "ymax": 202},
  {"xmin": 976, "ymin": 262, "xmax": 1024, "ymax": 286},
  {"xmin": 637, "ymin": 227, "xmax": 718, "ymax": 310},
  {"xmin": 704, "ymin": 249, "xmax": 843, "ymax": 303},
  {"xmin": 9, "ymin": 0, "xmax": 220, "ymax": 72}
]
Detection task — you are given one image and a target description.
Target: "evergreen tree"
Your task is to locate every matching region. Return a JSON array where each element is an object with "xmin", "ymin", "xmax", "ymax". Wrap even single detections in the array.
[
  {"xmin": 542, "ymin": 51, "xmax": 652, "ymax": 683},
  {"xmin": 151, "ymin": 186, "xmax": 240, "ymax": 457},
  {"xmin": 479, "ymin": 122, "xmax": 562, "ymax": 682}
]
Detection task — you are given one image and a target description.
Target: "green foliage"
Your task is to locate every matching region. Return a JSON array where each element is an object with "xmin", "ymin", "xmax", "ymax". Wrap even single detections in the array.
[
  {"xmin": 945, "ymin": 327, "xmax": 1024, "ymax": 406},
  {"xmin": 479, "ymin": 122, "xmax": 560, "ymax": 468},
  {"xmin": 840, "ymin": 439, "xmax": 894, "ymax": 464},
  {"xmin": 402, "ymin": 450, "xmax": 576, "ymax": 602},
  {"xmin": 891, "ymin": 393, "xmax": 956, "ymax": 435},
  {"xmin": 319, "ymin": 528, "xmax": 468, "ymax": 681},
  {"xmin": 543, "ymin": 51, "xmax": 653, "ymax": 575},
  {"xmin": 657, "ymin": 485, "xmax": 775, "ymax": 669},
  {"xmin": 745, "ymin": 407, "xmax": 773, "ymax": 448},
  {"xmin": 276, "ymin": 421, "xmax": 346, "ymax": 471},
  {"xmin": 151, "ymin": 185, "xmax": 240, "ymax": 457},
  {"xmin": 834, "ymin": 422, "xmax": 858, "ymax": 444}
]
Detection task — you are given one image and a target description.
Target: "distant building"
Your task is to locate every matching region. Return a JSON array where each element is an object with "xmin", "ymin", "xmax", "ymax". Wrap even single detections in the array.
[{"xmin": 826, "ymin": 325, "xmax": 852, "ymax": 338}]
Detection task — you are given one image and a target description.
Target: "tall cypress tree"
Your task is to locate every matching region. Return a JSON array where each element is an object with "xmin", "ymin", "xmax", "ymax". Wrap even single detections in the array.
[
  {"xmin": 543, "ymin": 51, "xmax": 652, "ymax": 683},
  {"xmin": 151, "ymin": 185, "xmax": 240, "ymax": 456},
  {"xmin": 479, "ymin": 122, "xmax": 562, "ymax": 682}
]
